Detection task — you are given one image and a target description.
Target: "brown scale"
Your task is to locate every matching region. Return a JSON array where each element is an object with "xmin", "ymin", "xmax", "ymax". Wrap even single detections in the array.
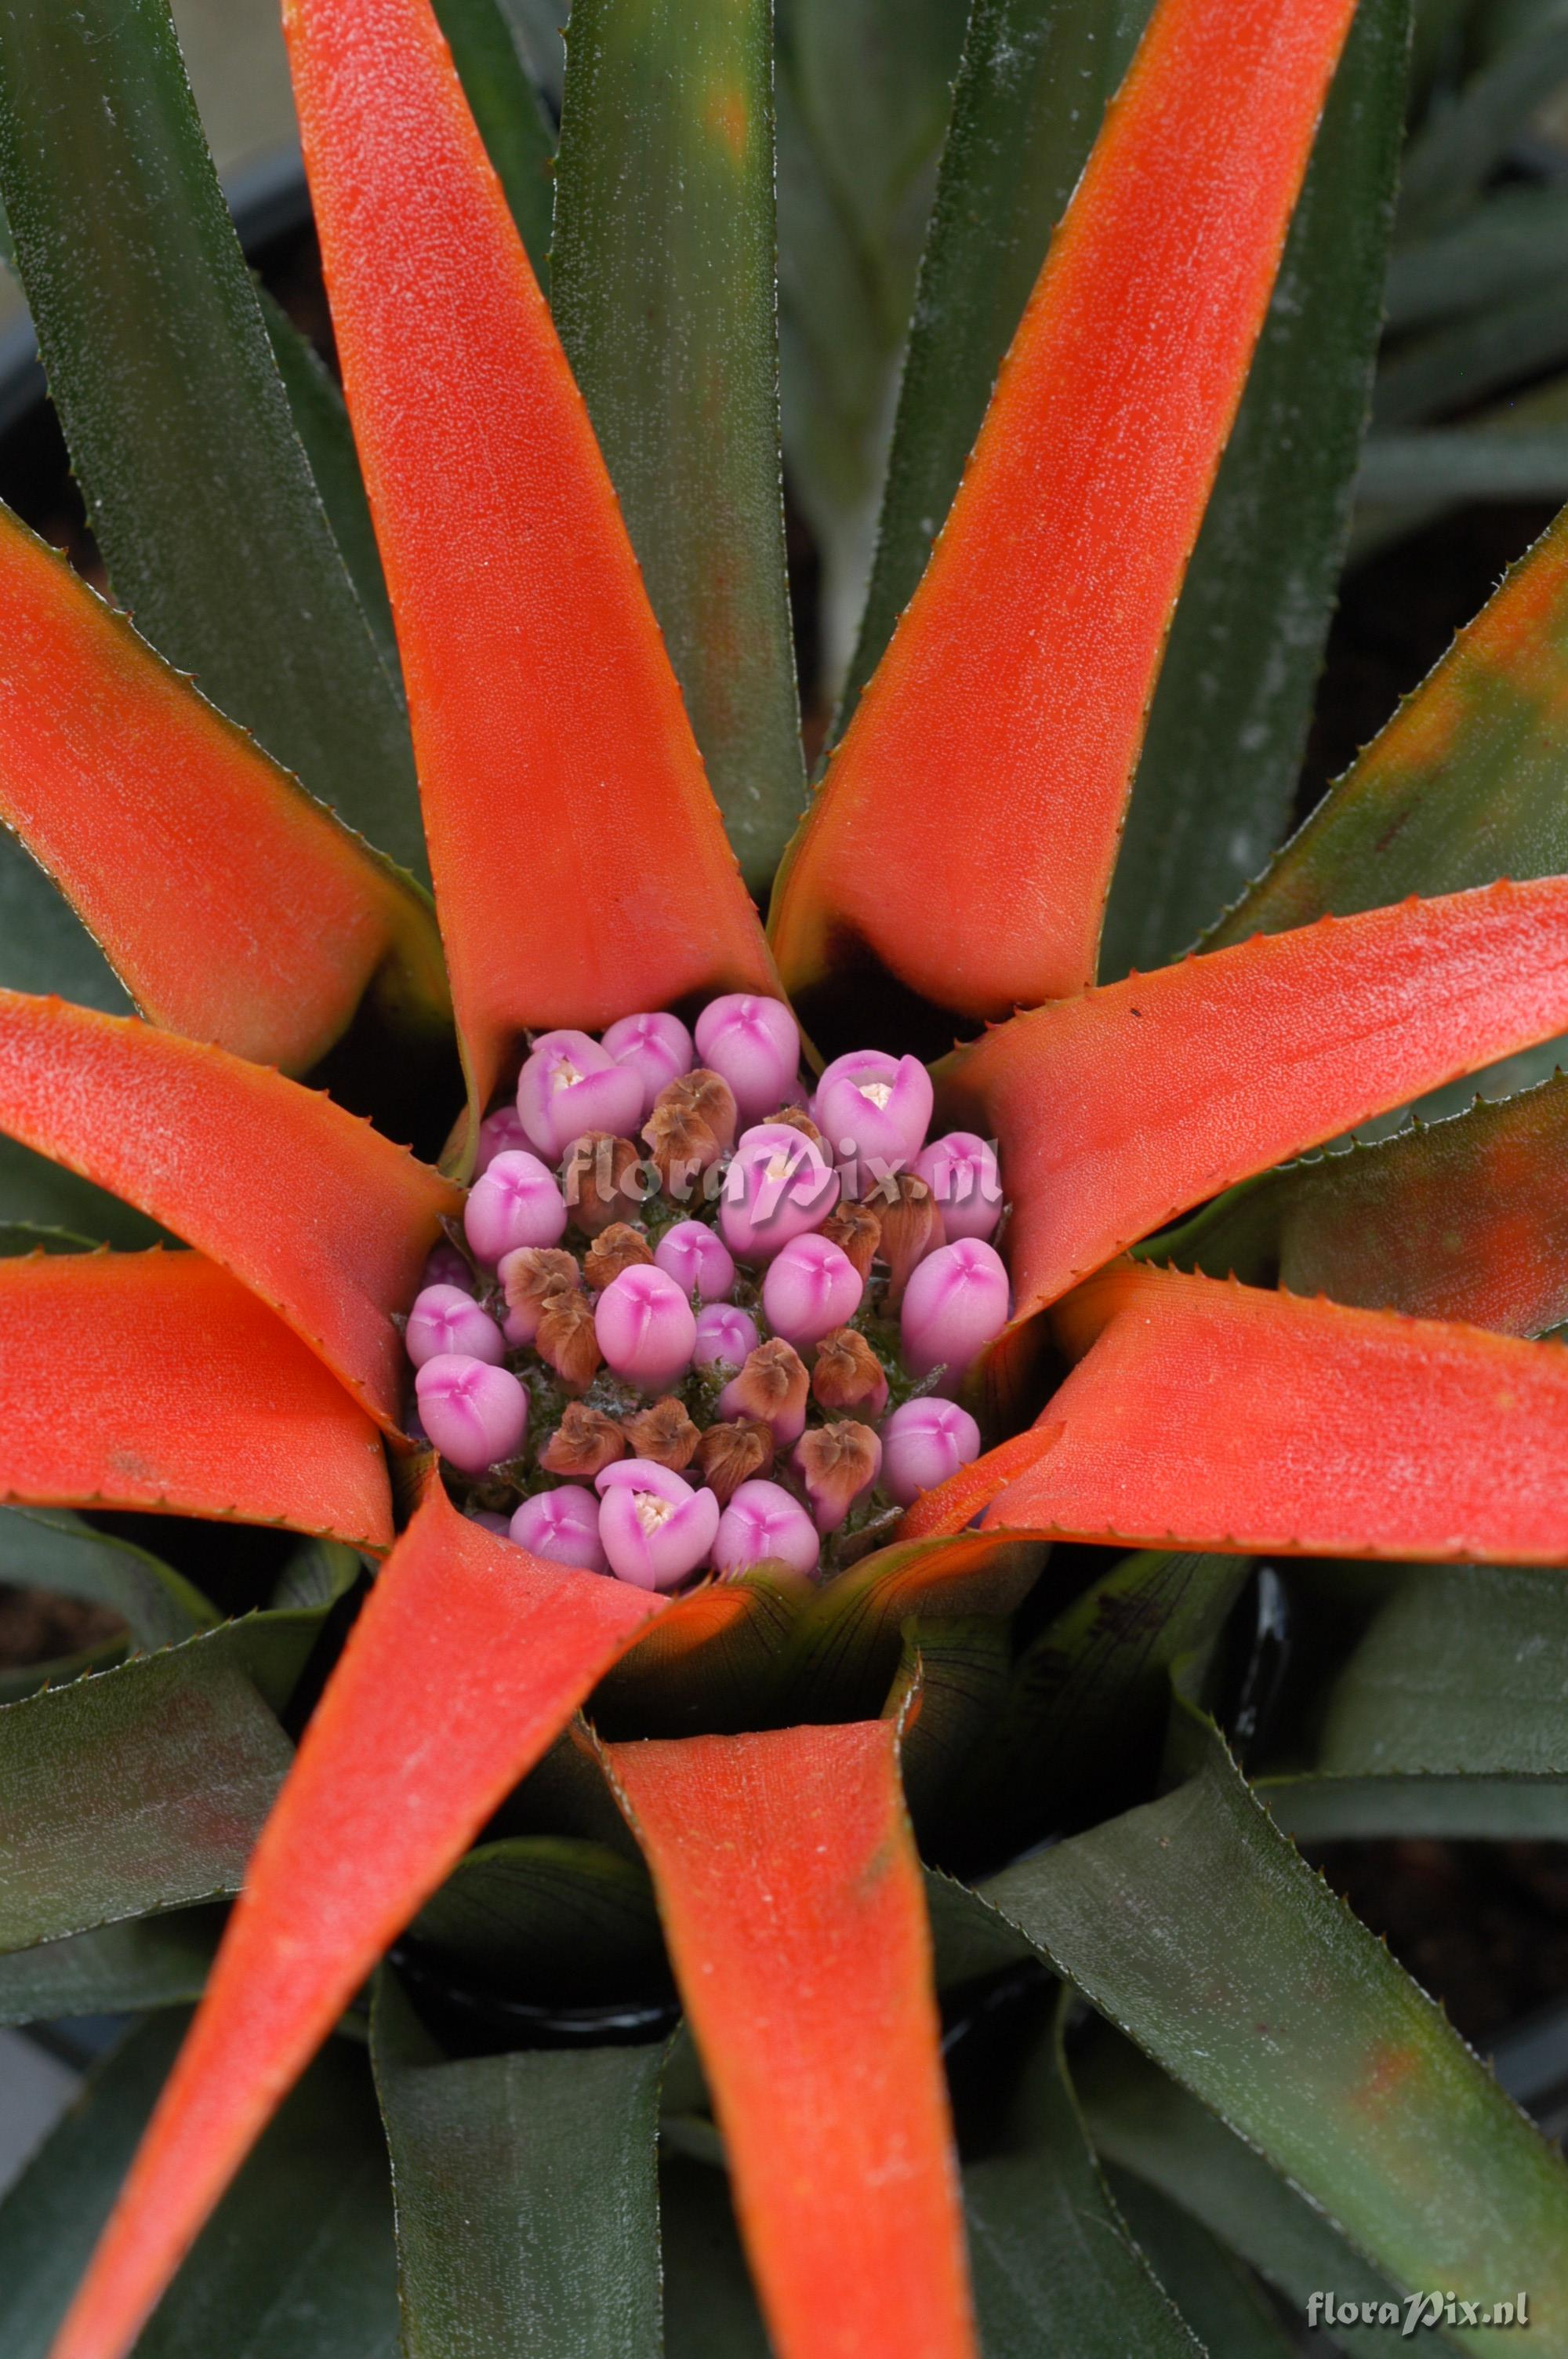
[
  {"xmin": 539, "ymin": 1401, "xmax": 626, "ymax": 1479},
  {"xmin": 583, "ymin": 1223, "xmax": 655, "ymax": 1291},
  {"xmin": 622, "ymin": 1396, "xmax": 702, "ymax": 1470},
  {"xmin": 694, "ymin": 1418, "xmax": 775, "ymax": 1505},
  {"xmin": 536, "ymin": 1289, "xmax": 602, "ymax": 1391}
]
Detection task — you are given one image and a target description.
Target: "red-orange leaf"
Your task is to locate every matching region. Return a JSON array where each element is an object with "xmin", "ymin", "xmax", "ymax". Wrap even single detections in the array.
[
  {"xmin": 0, "ymin": 1250, "xmax": 390, "ymax": 1545},
  {"xmin": 0, "ymin": 505, "xmax": 449, "ymax": 1078},
  {"xmin": 607, "ymin": 1722, "xmax": 976, "ymax": 2359},
  {"xmin": 0, "ymin": 992, "xmax": 460, "ymax": 1433},
  {"xmin": 281, "ymin": 0, "xmax": 775, "ymax": 1118},
  {"xmin": 770, "ymin": 0, "xmax": 1358, "ymax": 1044},
  {"xmin": 936, "ymin": 880, "xmax": 1568, "ymax": 1321},
  {"xmin": 978, "ymin": 1263, "xmax": 1568, "ymax": 1562},
  {"xmin": 49, "ymin": 1482, "xmax": 663, "ymax": 2359}
]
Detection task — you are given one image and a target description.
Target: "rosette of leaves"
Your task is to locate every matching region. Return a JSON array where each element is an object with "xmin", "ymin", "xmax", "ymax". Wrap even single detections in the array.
[{"xmin": 3, "ymin": 2, "xmax": 1568, "ymax": 2356}]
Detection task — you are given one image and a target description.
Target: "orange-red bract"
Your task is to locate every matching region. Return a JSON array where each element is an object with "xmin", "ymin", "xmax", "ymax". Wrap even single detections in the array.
[
  {"xmin": 0, "ymin": 504, "xmax": 448, "ymax": 1078},
  {"xmin": 0, "ymin": 1251, "xmax": 391, "ymax": 1545},
  {"xmin": 979, "ymin": 1263, "xmax": 1568, "ymax": 1561},
  {"xmin": 937, "ymin": 878, "xmax": 1568, "ymax": 1320},
  {"xmin": 770, "ymin": 0, "xmax": 1359, "ymax": 1038},
  {"xmin": 0, "ymin": 993, "xmax": 460, "ymax": 1433},
  {"xmin": 47, "ymin": 1484, "xmax": 664, "ymax": 2359},
  {"xmin": 608, "ymin": 1721, "xmax": 977, "ymax": 2359},
  {"xmin": 281, "ymin": 0, "xmax": 775, "ymax": 1121}
]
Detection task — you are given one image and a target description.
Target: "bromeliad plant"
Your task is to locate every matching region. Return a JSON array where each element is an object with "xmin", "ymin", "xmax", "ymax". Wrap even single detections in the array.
[{"xmin": 7, "ymin": 0, "xmax": 1568, "ymax": 2350}]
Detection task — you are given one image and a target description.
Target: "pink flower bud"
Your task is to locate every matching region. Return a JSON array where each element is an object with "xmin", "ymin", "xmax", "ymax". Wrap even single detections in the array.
[
  {"xmin": 718, "ymin": 1122, "xmax": 839, "ymax": 1263},
  {"xmin": 465, "ymin": 1150, "xmax": 570, "ymax": 1267},
  {"xmin": 880, "ymin": 1398, "xmax": 982, "ymax": 1507},
  {"xmin": 915, "ymin": 1132, "xmax": 1003, "ymax": 1243},
  {"xmin": 420, "ymin": 1241, "xmax": 474, "ymax": 1294},
  {"xmin": 474, "ymin": 1105, "xmax": 531, "ymax": 1176},
  {"xmin": 517, "ymin": 1029, "xmax": 643, "ymax": 1160},
  {"xmin": 815, "ymin": 1049, "xmax": 934, "ymax": 1167},
  {"xmin": 654, "ymin": 1219, "xmax": 737, "ymax": 1303},
  {"xmin": 510, "ymin": 1484, "xmax": 608, "ymax": 1574},
  {"xmin": 900, "ymin": 1238, "xmax": 1011, "ymax": 1391},
  {"xmin": 595, "ymin": 1458, "xmax": 720, "ymax": 1590},
  {"xmin": 692, "ymin": 1303, "xmax": 760, "ymax": 1372},
  {"xmin": 405, "ymin": 1283, "xmax": 505, "ymax": 1369},
  {"xmin": 601, "ymin": 1010, "xmax": 695, "ymax": 1119},
  {"xmin": 694, "ymin": 994, "xmax": 801, "ymax": 1123},
  {"xmin": 594, "ymin": 1264, "xmax": 699, "ymax": 1393},
  {"xmin": 791, "ymin": 1421, "xmax": 883, "ymax": 1532},
  {"xmin": 467, "ymin": 1509, "xmax": 511, "ymax": 1535},
  {"xmin": 712, "ymin": 1478, "xmax": 821, "ymax": 1579},
  {"xmin": 761, "ymin": 1234, "xmax": 863, "ymax": 1350},
  {"xmin": 414, "ymin": 1354, "xmax": 528, "ymax": 1474}
]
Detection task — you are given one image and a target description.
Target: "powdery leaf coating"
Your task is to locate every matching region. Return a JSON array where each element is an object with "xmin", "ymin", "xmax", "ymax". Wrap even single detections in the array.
[{"xmin": 414, "ymin": 1353, "xmax": 528, "ymax": 1474}]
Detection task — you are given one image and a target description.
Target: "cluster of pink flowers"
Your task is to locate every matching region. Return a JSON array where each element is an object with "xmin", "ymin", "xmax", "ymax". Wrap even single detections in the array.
[{"xmin": 403, "ymin": 996, "xmax": 1010, "ymax": 1590}]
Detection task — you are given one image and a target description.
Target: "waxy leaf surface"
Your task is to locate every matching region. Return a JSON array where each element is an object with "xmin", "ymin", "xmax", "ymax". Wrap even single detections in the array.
[
  {"xmin": 0, "ymin": 508, "xmax": 448, "ymax": 1085},
  {"xmin": 373, "ymin": 1972, "xmax": 664, "ymax": 2359},
  {"xmin": 607, "ymin": 1721, "xmax": 976, "ymax": 2359},
  {"xmin": 0, "ymin": 1253, "xmax": 391, "ymax": 1547},
  {"xmin": 984, "ymin": 1264, "xmax": 1568, "ymax": 1563},
  {"xmin": 0, "ymin": 994, "xmax": 460, "ymax": 1432},
  {"xmin": 284, "ymin": 0, "xmax": 774, "ymax": 1116},
  {"xmin": 771, "ymin": 0, "xmax": 1359, "ymax": 1042},
  {"xmin": 938, "ymin": 880, "xmax": 1568, "ymax": 1318},
  {"xmin": 0, "ymin": 0, "xmax": 423, "ymax": 873},
  {"xmin": 50, "ymin": 1485, "xmax": 662, "ymax": 2359},
  {"xmin": 554, "ymin": 0, "xmax": 804, "ymax": 892}
]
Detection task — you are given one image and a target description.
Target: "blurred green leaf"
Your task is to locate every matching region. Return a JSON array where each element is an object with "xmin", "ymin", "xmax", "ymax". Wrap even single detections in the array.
[
  {"xmin": 372, "ymin": 1969, "xmax": 664, "ymax": 2359},
  {"xmin": 0, "ymin": 1136, "xmax": 165, "ymax": 1247},
  {"xmin": 1359, "ymin": 427, "xmax": 1568, "ymax": 499},
  {"xmin": 433, "ymin": 0, "xmax": 556, "ymax": 278},
  {"xmin": 554, "ymin": 0, "xmax": 804, "ymax": 892},
  {"xmin": 408, "ymin": 1834, "xmax": 665, "ymax": 2001},
  {"xmin": 1398, "ymin": 3, "xmax": 1568, "ymax": 232},
  {"xmin": 889, "ymin": 1617, "xmax": 1013, "ymax": 1844},
  {"xmin": 1102, "ymin": 2168, "xmax": 1299, "ymax": 2359},
  {"xmin": 0, "ymin": 0, "xmax": 425, "ymax": 875},
  {"xmin": 1213, "ymin": 503, "xmax": 1568, "ymax": 943},
  {"xmin": 1376, "ymin": 282, "xmax": 1568, "ymax": 428},
  {"xmin": 0, "ymin": 836, "xmax": 129, "ymax": 1018},
  {"xmin": 660, "ymin": 2157, "xmax": 771, "ymax": 2359},
  {"xmin": 0, "ymin": 2017, "xmax": 398, "ymax": 2359},
  {"xmin": 1080, "ymin": 2030, "xmax": 1420, "ymax": 2359},
  {"xmin": 0, "ymin": 1905, "xmax": 221, "ymax": 2028},
  {"xmin": 0, "ymin": 1222, "xmax": 96, "ymax": 1254},
  {"xmin": 1388, "ymin": 183, "xmax": 1568, "ymax": 329},
  {"xmin": 839, "ymin": 0, "xmax": 1151, "ymax": 730},
  {"xmin": 774, "ymin": 0, "xmax": 968, "ymax": 692},
  {"xmin": 954, "ymin": 1993, "xmax": 1200, "ymax": 2357},
  {"xmin": 0, "ymin": 1507, "xmax": 216, "ymax": 1652},
  {"xmin": 1102, "ymin": 0, "xmax": 1413, "ymax": 975},
  {"xmin": 967, "ymin": 1716, "xmax": 1568, "ymax": 2337},
  {"xmin": 1154, "ymin": 1068, "xmax": 1568, "ymax": 1336}
]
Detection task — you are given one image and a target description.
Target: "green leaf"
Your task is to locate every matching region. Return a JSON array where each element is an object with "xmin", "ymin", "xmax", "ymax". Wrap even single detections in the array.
[
  {"xmin": 0, "ymin": 1507, "xmax": 216, "ymax": 1652},
  {"xmin": 888, "ymin": 1617, "xmax": 1013, "ymax": 1846},
  {"xmin": 433, "ymin": 0, "xmax": 556, "ymax": 281},
  {"xmin": 949, "ymin": 1551, "xmax": 1251, "ymax": 1850},
  {"xmin": 256, "ymin": 291, "xmax": 398, "ymax": 676},
  {"xmin": 0, "ymin": 1137, "xmax": 165, "ymax": 1247},
  {"xmin": 372, "ymin": 1968, "xmax": 664, "ymax": 2359},
  {"xmin": 0, "ymin": 2018, "xmax": 399, "ymax": 2359},
  {"xmin": 953, "ymin": 1990, "xmax": 1200, "ymax": 2357},
  {"xmin": 1258, "ymin": 1564, "xmax": 1568, "ymax": 1841},
  {"xmin": 1375, "ymin": 282, "xmax": 1568, "ymax": 429},
  {"xmin": 660, "ymin": 2156, "xmax": 771, "ymax": 2359},
  {"xmin": 1101, "ymin": 0, "xmax": 1413, "ymax": 976},
  {"xmin": 1211, "ymin": 501, "xmax": 1568, "ymax": 945},
  {"xmin": 1387, "ymin": 184, "xmax": 1568, "ymax": 331},
  {"xmin": 774, "ymin": 0, "xmax": 968, "ymax": 691},
  {"xmin": 0, "ymin": 1222, "xmax": 97, "ymax": 1254},
  {"xmin": 1102, "ymin": 2168, "xmax": 1299, "ymax": 2359},
  {"xmin": 1397, "ymin": 7, "xmax": 1568, "ymax": 234},
  {"xmin": 0, "ymin": 1905, "xmax": 221, "ymax": 2028},
  {"xmin": 1153, "ymin": 1068, "xmax": 1568, "ymax": 1337},
  {"xmin": 1080, "ymin": 2030, "xmax": 1418, "ymax": 2359},
  {"xmin": 0, "ymin": 0, "xmax": 426, "ymax": 877},
  {"xmin": 1359, "ymin": 427, "xmax": 1568, "ymax": 500},
  {"xmin": 838, "ymin": 0, "xmax": 1152, "ymax": 732},
  {"xmin": 553, "ymin": 0, "xmax": 804, "ymax": 892},
  {"xmin": 967, "ymin": 1715, "xmax": 1568, "ymax": 2339},
  {"xmin": 0, "ymin": 835, "xmax": 128, "ymax": 1015},
  {"xmin": 408, "ymin": 1834, "xmax": 666, "ymax": 2001}
]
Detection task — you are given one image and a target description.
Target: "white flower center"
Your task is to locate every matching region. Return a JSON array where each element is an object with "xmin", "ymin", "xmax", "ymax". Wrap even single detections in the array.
[
  {"xmin": 550, "ymin": 1058, "xmax": 584, "ymax": 1093},
  {"xmin": 857, "ymin": 1079, "xmax": 894, "ymax": 1110},
  {"xmin": 634, "ymin": 1492, "xmax": 675, "ymax": 1534}
]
